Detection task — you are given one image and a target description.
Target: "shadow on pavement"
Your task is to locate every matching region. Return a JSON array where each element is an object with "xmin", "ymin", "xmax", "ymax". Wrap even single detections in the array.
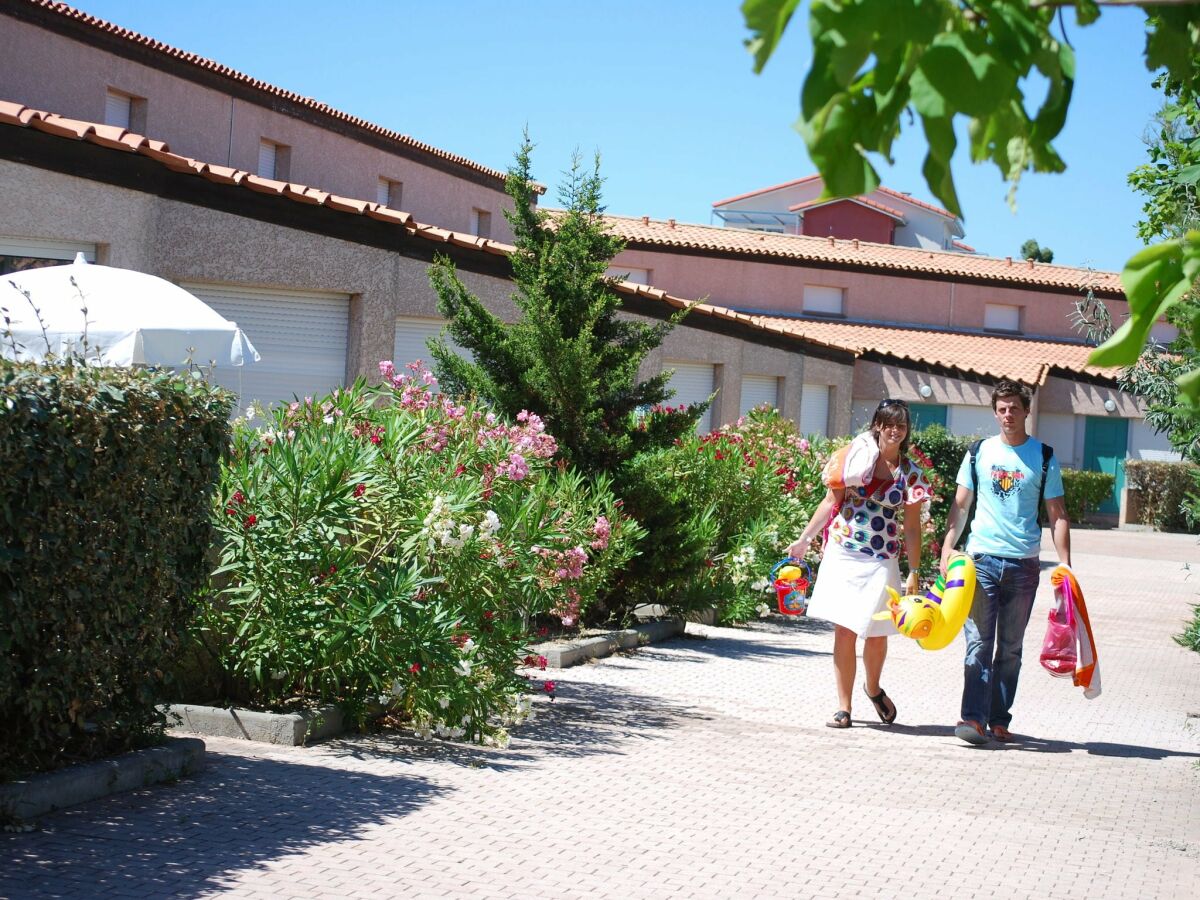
[
  {"xmin": 0, "ymin": 754, "xmax": 443, "ymax": 900},
  {"xmin": 325, "ymin": 679, "xmax": 706, "ymax": 771},
  {"xmin": 867, "ymin": 722, "xmax": 1200, "ymax": 760}
]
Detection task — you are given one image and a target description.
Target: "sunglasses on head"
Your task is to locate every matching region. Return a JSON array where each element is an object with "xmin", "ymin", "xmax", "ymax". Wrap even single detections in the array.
[{"xmin": 878, "ymin": 399, "xmax": 909, "ymax": 409}]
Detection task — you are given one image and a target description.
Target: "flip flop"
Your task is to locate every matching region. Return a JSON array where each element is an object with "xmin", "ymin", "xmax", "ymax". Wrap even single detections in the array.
[
  {"xmin": 863, "ymin": 685, "xmax": 897, "ymax": 724},
  {"xmin": 990, "ymin": 725, "xmax": 1015, "ymax": 743},
  {"xmin": 826, "ymin": 710, "xmax": 851, "ymax": 729},
  {"xmin": 955, "ymin": 720, "xmax": 990, "ymax": 746}
]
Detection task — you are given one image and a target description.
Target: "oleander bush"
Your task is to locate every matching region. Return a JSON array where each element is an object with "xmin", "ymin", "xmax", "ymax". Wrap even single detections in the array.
[
  {"xmin": 196, "ymin": 363, "xmax": 641, "ymax": 746},
  {"xmin": 617, "ymin": 407, "xmax": 830, "ymax": 625},
  {"xmin": 1125, "ymin": 459, "xmax": 1200, "ymax": 532},
  {"xmin": 1060, "ymin": 468, "xmax": 1117, "ymax": 525},
  {"xmin": 0, "ymin": 362, "xmax": 232, "ymax": 781},
  {"xmin": 910, "ymin": 425, "xmax": 973, "ymax": 575}
]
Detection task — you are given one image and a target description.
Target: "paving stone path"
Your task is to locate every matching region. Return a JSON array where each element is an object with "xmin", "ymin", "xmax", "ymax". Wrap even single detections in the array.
[{"xmin": 3, "ymin": 530, "xmax": 1199, "ymax": 899}]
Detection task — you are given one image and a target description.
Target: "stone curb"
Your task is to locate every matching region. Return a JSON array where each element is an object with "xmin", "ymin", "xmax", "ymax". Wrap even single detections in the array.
[
  {"xmin": 164, "ymin": 703, "xmax": 348, "ymax": 746},
  {"xmin": 0, "ymin": 737, "xmax": 205, "ymax": 822},
  {"xmin": 535, "ymin": 618, "xmax": 686, "ymax": 668}
]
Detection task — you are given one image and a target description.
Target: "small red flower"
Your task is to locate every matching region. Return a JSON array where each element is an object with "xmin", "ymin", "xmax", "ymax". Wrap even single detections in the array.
[
  {"xmin": 453, "ymin": 464, "xmax": 467, "ymax": 477},
  {"xmin": 538, "ymin": 655, "xmax": 547, "ymax": 670},
  {"xmin": 232, "ymin": 490, "xmax": 245, "ymax": 505},
  {"xmin": 244, "ymin": 514, "xmax": 257, "ymax": 528},
  {"xmin": 327, "ymin": 565, "xmax": 337, "ymax": 575},
  {"xmin": 537, "ymin": 626, "xmax": 549, "ymax": 637},
  {"xmin": 353, "ymin": 483, "xmax": 366, "ymax": 498},
  {"xmin": 409, "ymin": 662, "xmax": 421, "ymax": 674},
  {"xmin": 523, "ymin": 654, "xmax": 537, "ymax": 667},
  {"xmin": 483, "ymin": 611, "xmax": 494, "ymax": 621},
  {"xmin": 370, "ymin": 434, "xmax": 382, "ymax": 445},
  {"xmin": 225, "ymin": 506, "xmax": 236, "ymax": 517},
  {"xmin": 704, "ymin": 558, "xmax": 716, "ymax": 568},
  {"xmin": 543, "ymin": 680, "xmax": 556, "ymax": 694}
]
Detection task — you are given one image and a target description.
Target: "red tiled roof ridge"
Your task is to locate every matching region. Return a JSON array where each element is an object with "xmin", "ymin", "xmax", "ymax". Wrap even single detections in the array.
[
  {"xmin": 750, "ymin": 314, "xmax": 1116, "ymax": 386},
  {"xmin": 14, "ymin": 1, "xmax": 543, "ymax": 193},
  {"xmin": 588, "ymin": 212, "xmax": 1122, "ymax": 295},
  {"xmin": 711, "ymin": 174, "xmax": 823, "ymax": 207},
  {"xmin": 0, "ymin": 99, "xmax": 857, "ymax": 363},
  {"xmin": 712, "ymin": 174, "xmax": 958, "ymax": 221},
  {"xmin": 874, "ymin": 185, "xmax": 957, "ymax": 221},
  {"xmin": 788, "ymin": 195, "xmax": 907, "ymax": 221}
]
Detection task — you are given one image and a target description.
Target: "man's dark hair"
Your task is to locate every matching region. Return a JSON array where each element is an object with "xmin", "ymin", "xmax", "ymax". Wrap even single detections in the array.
[{"xmin": 991, "ymin": 380, "xmax": 1032, "ymax": 411}]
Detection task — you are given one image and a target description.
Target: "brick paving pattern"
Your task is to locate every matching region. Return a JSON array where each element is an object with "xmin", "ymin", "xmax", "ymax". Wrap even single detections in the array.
[{"xmin": 3, "ymin": 530, "xmax": 1198, "ymax": 898}]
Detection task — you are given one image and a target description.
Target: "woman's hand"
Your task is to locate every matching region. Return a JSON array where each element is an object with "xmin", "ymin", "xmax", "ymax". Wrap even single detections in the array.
[
  {"xmin": 786, "ymin": 536, "xmax": 812, "ymax": 559},
  {"xmin": 905, "ymin": 570, "xmax": 920, "ymax": 596}
]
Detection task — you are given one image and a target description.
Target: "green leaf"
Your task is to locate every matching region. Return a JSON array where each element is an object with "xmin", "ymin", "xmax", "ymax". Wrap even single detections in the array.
[
  {"xmin": 742, "ymin": 0, "xmax": 802, "ymax": 73},
  {"xmin": 1176, "ymin": 366, "xmax": 1200, "ymax": 406},
  {"xmin": 917, "ymin": 32, "xmax": 1017, "ymax": 119},
  {"xmin": 1174, "ymin": 163, "xmax": 1200, "ymax": 186},
  {"xmin": 1075, "ymin": 0, "xmax": 1100, "ymax": 27},
  {"xmin": 1090, "ymin": 234, "xmax": 1200, "ymax": 367}
]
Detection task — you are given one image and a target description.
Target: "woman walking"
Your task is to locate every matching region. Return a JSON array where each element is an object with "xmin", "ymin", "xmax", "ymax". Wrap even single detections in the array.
[{"xmin": 787, "ymin": 399, "xmax": 931, "ymax": 728}]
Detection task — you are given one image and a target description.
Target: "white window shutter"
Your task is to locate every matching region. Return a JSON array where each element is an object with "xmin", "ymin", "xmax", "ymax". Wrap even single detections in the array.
[
  {"xmin": 258, "ymin": 140, "xmax": 277, "ymax": 179},
  {"xmin": 105, "ymin": 90, "xmax": 132, "ymax": 129},
  {"xmin": 606, "ymin": 265, "xmax": 650, "ymax": 285},
  {"xmin": 393, "ymin": 317, "xmax": 471, "ymax": 393},
  {"xmin": 984, "ymin": 303, "xmax": 1021, "ymax": 332},
  {"xmin": 740, "ymin": 375, "xmax": 779, "ymax": 416},
  {"xmin": 665, "ymin": 361, "xmax": 716, "ymax": 433},
  {"xmin": 803, "ymin": 285, "xmax": 843, "ymax": 315},
  {"xmin": 800, "ymin": 384, "xmax": 830, "ymax": 436}
]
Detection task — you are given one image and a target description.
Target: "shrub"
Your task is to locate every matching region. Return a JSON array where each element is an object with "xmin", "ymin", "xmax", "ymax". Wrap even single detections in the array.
[
  {"xmin": 198, "ymin": 364, "xmax": 641, "ymax": 745},
  {"xmin": 0, "ymin": 363, "xmax": 231, "ymax": 781},
  {"xmin": 613, "ymin": 408, "xmax": 829, "ymax": 624},
  {"xmin": 1060, "ymin": 468, "xmax": 1116, "ymax": 525},
  {"xmin": 1125, "ymin": 459, "xmax": 1200, "ymax": 532}
]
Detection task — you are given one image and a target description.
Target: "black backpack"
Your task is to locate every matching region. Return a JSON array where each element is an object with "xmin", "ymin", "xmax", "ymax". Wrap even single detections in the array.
[{"xmin": 958, "ymin": 438, "xmax": 1054, "ymax": 550}]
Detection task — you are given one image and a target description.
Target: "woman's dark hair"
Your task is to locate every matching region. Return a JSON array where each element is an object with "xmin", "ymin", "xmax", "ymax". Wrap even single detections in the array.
[{"xmin": 870, "ymin": 398, "xmax": 911, "ymax": 460}]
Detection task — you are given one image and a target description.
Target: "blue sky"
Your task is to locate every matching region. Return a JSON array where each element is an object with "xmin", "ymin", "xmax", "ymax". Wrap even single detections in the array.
[{"xmin": 80, "ymin": 1, "xmax": 1162, "ymax": 272}]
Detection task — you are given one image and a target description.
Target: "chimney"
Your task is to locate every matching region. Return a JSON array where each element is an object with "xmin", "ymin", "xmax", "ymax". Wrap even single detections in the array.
[
  {"xmin": 668, "ymin": 218, "xmax": 676, "ymax": 229},
  {"xmin": 641, "ymin": 215, "xmax": 649, "ymax": 226},
  {"xmin": 853, "ymin": 239, "xmax": 859, "ymax": 250},
  {"xmin": 1027, "ymin": 257, "xmax": 1035, "ymax": 268},
  {"xmin": 828, "ymin": 235, "xmax": 835, "ymax": 246},
  {"xmin": 1006, "ymin": 256, "xmax": 1013, "ymax": 266}
]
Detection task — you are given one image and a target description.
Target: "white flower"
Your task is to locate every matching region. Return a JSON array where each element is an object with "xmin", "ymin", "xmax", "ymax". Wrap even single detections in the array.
[
  {"xmin": 751, "ymin": 578, "xmax": 769, "ymax": 592},
  {"xmin": 245, "ymin": 402, "xmax": 259, "ymax": 419},
  {"xmin": 458, "ymin": 523, "xmax": 475, "ymax": 543},
  {"xmin": 461, "ymin": 638, "xmax": 476, "ymax": 653},
  {"xmin": 390, "ymin": 679, "xmax": 406, "ymax": 698},
  {"xmin": 756, "ymin": 603, "xmax": 771, "ymax": 618},
  {"xmin": 461, "ymin": 714, "xmax": 472, "ymax": 725},
  {"xmin": 456, "ymin": 659, "xmax": 473, "ymax": 676},
  {"xmin": 323, "ymin": 414, "xmax": 335, "ymax": 425},
  {"xmin": 480, "ymin": 510, "xmax": 501, "ymax": 538},
  {"xmin": 438, "ymin": 695, "xmax": 450, "ymax": 709}
]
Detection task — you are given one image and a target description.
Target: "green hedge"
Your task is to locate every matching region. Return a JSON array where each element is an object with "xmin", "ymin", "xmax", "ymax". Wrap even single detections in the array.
[
  {"xmin": 910, "ymin": 425, "xmax": 974, "ymax": 574},
  {"xmin": 0, "ymin": 363, "xmax": 232, "ymax": 781},
  {"xmin": 1060, "ymin": 468, "xmax": 1115, "ymax": 524},
  {"xmin": 1125, "ymin": 459, "xmax": 1200, "ymax": 532}
]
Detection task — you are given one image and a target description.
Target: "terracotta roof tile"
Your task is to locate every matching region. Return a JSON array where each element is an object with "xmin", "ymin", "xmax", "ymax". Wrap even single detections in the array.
[
  {"xmin": 14, "ymin": 1, "xmax": 541, "ymax": 193},
  {"xmin": 752, "ymin": 317, "xmax": 1115, "ymax": 385},
  {"xmin": 599, "ymin": 213, "xmax": 1123, "ymax": 296},
  {"xmin": 242, "ymin": 174, "xmax": 288, "ymax": 195},
  {"xmin": 876, "ymin": 185, "xmax": 957, "ymax": 220}
]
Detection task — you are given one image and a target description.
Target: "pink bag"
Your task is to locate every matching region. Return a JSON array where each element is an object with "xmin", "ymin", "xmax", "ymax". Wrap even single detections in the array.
[{"xmin": 1040, "ymin": 575, "xmax": 1079, "ymax": 677}]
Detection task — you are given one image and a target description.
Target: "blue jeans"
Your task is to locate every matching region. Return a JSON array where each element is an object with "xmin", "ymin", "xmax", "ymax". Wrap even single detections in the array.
[{"xmin": 961, "ymin": 554, "xmax": 1041, "ymax": 728}]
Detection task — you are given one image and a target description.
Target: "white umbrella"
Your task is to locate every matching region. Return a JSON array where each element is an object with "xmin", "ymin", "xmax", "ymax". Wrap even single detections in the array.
[{"xmin": 0, "ymin": 254, "xmax": 259, "ymax": 368}]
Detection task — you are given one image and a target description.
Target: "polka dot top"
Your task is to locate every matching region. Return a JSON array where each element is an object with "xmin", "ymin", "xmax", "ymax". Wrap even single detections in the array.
[{"xmin": 828, "ymin": 462, "xmax": 932, "ymax": 560}]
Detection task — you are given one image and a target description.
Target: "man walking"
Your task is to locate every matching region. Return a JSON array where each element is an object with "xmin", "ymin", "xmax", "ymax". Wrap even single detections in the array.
[{"xmin": 940, "ymin": 381, "xmax": 1071, "ymax": 745}]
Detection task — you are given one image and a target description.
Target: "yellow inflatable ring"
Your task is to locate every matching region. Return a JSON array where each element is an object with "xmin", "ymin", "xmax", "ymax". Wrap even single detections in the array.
[{"xmin": 874, "ymin": 553, "xmax": 977, "ymax": 651}]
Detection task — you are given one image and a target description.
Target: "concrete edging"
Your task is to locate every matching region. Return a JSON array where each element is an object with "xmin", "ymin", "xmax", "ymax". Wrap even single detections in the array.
[
  {"xmin": 537, "ymin": 618, "xmax": 686, "ymax": 669},
  {"xmin": 165, "ymin": 703, "xmax": 347, "ymax": 746},
  {"xmin": 0, "ymin": 737, "xmax": 205, "ymax": 822}
]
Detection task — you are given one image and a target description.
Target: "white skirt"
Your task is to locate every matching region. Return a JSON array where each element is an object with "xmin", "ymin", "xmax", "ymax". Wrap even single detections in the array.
[{"xmin": 806, "ymin": 539, "xmax": 901, "ymax": 638}]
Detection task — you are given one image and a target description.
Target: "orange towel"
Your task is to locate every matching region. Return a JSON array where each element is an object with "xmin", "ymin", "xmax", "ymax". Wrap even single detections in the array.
[{"xmin": 1049, "ymin": 565, "xmax": 1101, "ymax": 699}]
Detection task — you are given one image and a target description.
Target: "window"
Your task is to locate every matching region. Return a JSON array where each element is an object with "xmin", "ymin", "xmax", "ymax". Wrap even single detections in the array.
[
  {"xmin": 469, "ymin": 209, "xmax": 492, "ymax": 239},
  {"xmin": 800, "ymin": 384, "xmax": 830, "ymax": 436},
  {"xmin": 377, "ymin": 178, "xmax": 402, "ymax": 208},
  {"xmin": 104, "ymin": 88, "xmax": 146, "ymax": 132},
  {"xmin": 605, "ymin": 265, "xmax": 651, "ymax": 285},
  {"xmin": 740, "ymin": 375, "xmax": 780, "ymax": 416},
  {"xmin": 0, "ymin": 236, "xmax": 96, "ymax": 276},
  {"xmin": 665, "ymin": 361, "xmax": 717, "ymax": 433},
  {"xmin": 803, "ymin": 285, "xmax": 844, "ymax": 316},
  {"xmin": 984, "ymin": 303, "xmax": 1021, "ymax": 333},
  {"xmin": 393, "ymin": 317, "xmax": 471, "ymax": 392},
  {"xmin": 258, "ymin": 139, "xmax": 290, "ymax": 180}
]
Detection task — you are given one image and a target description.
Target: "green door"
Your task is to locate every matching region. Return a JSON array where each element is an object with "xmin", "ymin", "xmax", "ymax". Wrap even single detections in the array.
[
  {"xmin": 1083, "ymin": 416, "xmax": 1128, "ymax": 514},
  {"xmin": 909, "ymin": 403, "xmax": 948, "ymax": 431}
]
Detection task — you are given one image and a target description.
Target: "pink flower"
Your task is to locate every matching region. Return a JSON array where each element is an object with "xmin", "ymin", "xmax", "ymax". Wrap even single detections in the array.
[
  {"xmin": 590, "ymin": 515, "xmax": 611, "ymax": 550},
  {"xmin": 409, "ymin": 662, "xmax": 421, "ymax": 674},
  {"xmin": 538, "ymin": 655, "xmax": 547, "ymax": 670},
  {"xmin": 353, "ymin": 483, "xmax": 366, "ymax": 498},
  {"xmin": 799, "ymin": 438, "xmax": 811, "ymax": 452},
  {"xmin": 543, "ymin": 680, "xmax": 556, "ymax": 694}
]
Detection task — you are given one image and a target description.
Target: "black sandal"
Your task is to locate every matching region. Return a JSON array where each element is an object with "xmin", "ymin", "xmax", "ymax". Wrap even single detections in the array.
[
  {"xmin": 826, "ymin": 710, "xmax": 851, "ymax": 729},
  {"xmin": 864, "ymin": 686, "xmax": 897, "ymax": 724}
]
